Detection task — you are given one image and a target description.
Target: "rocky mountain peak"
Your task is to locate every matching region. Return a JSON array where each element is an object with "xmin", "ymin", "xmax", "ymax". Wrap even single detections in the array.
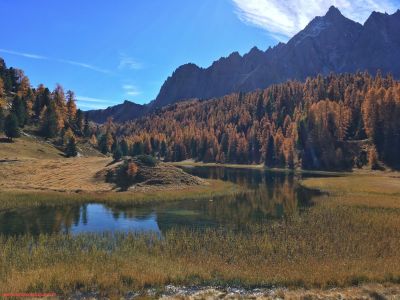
[{"xmin": 325, "ymin": 5, "xmax": 343, "ymax": 19}]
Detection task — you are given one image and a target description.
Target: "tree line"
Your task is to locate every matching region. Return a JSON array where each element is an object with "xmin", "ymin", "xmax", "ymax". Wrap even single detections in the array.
[
  {"xmin": 2, "ymin": 55, "xmax": 399, "ymax": 171},
  {"xmin": 93, "ymin": 72, "xmax": 400, "ymax": 171}
]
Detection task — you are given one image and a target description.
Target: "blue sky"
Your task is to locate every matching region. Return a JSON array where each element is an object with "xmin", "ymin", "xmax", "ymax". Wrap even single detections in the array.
[{"xmin": 0, "ymin": 0, "xmax": 398, "ymax": 110}]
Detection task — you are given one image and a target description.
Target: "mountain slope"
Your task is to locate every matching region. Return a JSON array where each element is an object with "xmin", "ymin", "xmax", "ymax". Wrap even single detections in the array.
[
  {"xmin": 152, "ymin": 6, "xmax": 400, "ymax": 109},
  {"xmin": 86, "ymin": 100, "xmax": 147, "ymax": 123}
]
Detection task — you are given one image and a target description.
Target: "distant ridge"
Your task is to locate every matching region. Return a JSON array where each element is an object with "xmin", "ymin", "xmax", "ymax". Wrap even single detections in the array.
[{"xmin": 87, "ymin": 100, "xmax": 146, "ymax": 123}]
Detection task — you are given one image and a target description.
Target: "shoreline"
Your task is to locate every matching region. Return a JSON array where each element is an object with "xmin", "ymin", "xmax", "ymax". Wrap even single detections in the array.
[
  {"xmin": 0, "ymin": 179, "xmax": 239, "ymax": 211},
  {"xmin": 172, "ymin": 161, "xmax": 347, "ymax": 176}
]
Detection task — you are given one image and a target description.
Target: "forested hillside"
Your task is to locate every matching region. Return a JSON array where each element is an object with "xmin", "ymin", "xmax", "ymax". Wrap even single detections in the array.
[
  {"xmin": 2, "ymin": 56, "xmax": 399, "ymax": 172},
  {"xmin": 94, "ymin": 72, "xmax": 400, "ymax": 171},
  {"xmin": 0, "ymin": 58, "xmax": 90, "ymax": 156}
]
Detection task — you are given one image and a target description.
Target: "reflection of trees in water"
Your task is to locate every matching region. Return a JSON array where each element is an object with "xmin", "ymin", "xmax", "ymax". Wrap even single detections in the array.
[
  {"xmin": 155, "ymin": 170, "xmax": 312, "ymax": 232},
  {"xmin": 106, "ymin": 205, "xmax": 153, "ymax": 221},
  {"xmin": 0, "ymin": 205, "xmax": 82, "ymax": 235},
  {"xmin": 0, "ymin": 168, "xmax": 315, "ymax": 235}
]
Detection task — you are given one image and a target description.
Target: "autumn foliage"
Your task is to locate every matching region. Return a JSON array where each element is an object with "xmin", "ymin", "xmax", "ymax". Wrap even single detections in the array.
[
  {"xmin": 0, "ymin": 58, "xmax": 85, "ymax": 154},
  {"xmin": 96, "ymin": 72, "xmax": 400, "ymax": 171}
]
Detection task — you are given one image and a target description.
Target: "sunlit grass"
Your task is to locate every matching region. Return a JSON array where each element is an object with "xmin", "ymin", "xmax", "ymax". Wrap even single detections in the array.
[
  {"xmin": 1, "ymin": 205, "xmax": 400, "ymax": 296},
  {"xmin": 302, "ymin": 172, "xmax": 400, "ymax": 209}
]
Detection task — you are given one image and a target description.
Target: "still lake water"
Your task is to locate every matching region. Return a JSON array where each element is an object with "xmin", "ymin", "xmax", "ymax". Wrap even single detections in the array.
[{"xmin": 0, "ymin": 167, "xmax": 320, "ymax": 236}]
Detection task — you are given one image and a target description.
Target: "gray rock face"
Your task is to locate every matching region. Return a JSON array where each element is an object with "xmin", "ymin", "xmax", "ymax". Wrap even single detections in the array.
[{"xmin": 152, "ymin": 6, "xmax": 400, "ymax": 109}]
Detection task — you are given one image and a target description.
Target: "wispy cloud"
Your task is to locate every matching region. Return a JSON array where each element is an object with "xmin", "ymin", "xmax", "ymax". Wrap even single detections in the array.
[
  {"xmin": 0, "ymin": 48, "xmax": 112, "ymax": 74},
  {"xmin": 231, "ymin": 0, "xmax": 398, "ymax": 40},
  {"xmin": 76, "ymin": 96, "xmax": 117, "ymax": 109},
  {"xmin": 77, "ymin": 103, "xmax": 109, "ymax": 110},
  {"xmin": 0, "ymin": 48, "xmax": 47, "ymax": 60},
  {"xmin": 122, "ymin": 84, "xmax": 141, "ymax": 97},
  {"xmin": 56, "ymin": 59, "xmax": 112, "ymax": 74},
  {"xmin": 76, "ymin": 95, "xmax": 117, "ymax": 110},
  {"xmin": 76, "ymin": 96, "xmax": 112, "ymax": 103},
  {"xmin": 118, "ymin": 53, "xmax": 143, "ymax": 70}
]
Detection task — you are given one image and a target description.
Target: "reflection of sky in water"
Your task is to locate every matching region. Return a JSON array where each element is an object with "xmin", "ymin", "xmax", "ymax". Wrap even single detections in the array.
[{"xmin": 70, "ymin": 204, "xmax": 160, "ymax": 234}]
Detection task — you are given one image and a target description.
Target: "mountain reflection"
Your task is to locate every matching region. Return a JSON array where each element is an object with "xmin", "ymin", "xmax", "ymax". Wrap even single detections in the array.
[{"xmin": 0, "ymin": 167, "xmax": 315, "ymax": 236}]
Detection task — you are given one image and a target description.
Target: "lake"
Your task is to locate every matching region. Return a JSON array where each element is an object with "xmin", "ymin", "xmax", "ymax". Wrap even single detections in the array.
[{"xmin": 0, "ymin": 167, "xmax": 319, "ymax": 236}]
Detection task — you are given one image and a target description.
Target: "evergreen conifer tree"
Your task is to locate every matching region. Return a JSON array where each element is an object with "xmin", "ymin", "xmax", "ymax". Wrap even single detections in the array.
[
  {"xmin": 66, "ymin": 136, "xmax": 78, "ymax": 157},
  {"xmin": 0, "ymin": 107, "xmax": 4, "ymax": 133},
  {"xmin": 113, "ymin": 145, "xmax": 123, "ymax": 161},
  {"xmin": 5, "ymin": 113, "xmax": 20, "ymax": 141}
]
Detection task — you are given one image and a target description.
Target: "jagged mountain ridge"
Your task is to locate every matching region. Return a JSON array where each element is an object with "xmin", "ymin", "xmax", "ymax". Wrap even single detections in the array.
[
  {"xmin": 154, "ymin": 6, "xmax": 400, "ymax": 107},
  {"xmin": 87, "ymin": 6, "xmax": 400, "ymax": 123}
]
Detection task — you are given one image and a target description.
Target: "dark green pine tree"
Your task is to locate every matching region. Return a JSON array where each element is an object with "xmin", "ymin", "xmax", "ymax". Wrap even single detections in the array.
[
  {"xmin": 4, "ymin": 113, "xmax": 20, "ymax": 141},
  {"xmin": 266, "ymin": 92, "xmax": 274, "ymax": 118},
  {"xmin": 190, "ymin": 137, "xmax": 197, "ymax": 158},
  {"xmin": 11, "ymin": 96, "xmax": 26, "ymax": 127},
  {"xmin": 130, "ymin": 141, "xmax": 144, "ymax": 156},
  {"xmin": 256, "ymin": 92, "xmax": 264, "ymax": 121},
  {"xmin": 160, "ymin": 140, "xmax": 167, "ymax": 158},
  {"xmin": 98, "ymin": 134, "xmax": 108, "ymax": 154},
  {"xmin": 75, "ymin": 109, "xmax": 84, "ymax": 134},
  {"xmin": 111, "ymin": 138, "xmax": 118, "ymax": 153},
  {"xmin": 41, "ymin": 102, "xmax": 58, "ymax": 138},
  {"xmin": 227, "ymin": 138, "xmax": 237, "ymax": 163},
  {"xmin": 265, "ymin": 135, "xmax": 275, "ymax": 167},
  {"xmin": 0, "ymin": 107, "xmax": 4, "ymax": 133},
  {"xmin": 65, "ymin": 136, "xmax": 78, "ymax": 157},
  {"xmin": 220, "ymin": 133, "xmax": 229, "ymax": 157},
  {"xmin": 120, "ymin": 139, "xmax": 129, "ymax": 156},
  {"xmin": 113, "ymin": 145, "xmax": 123, "ymax": 161},
  {"xmin": 83, "ymin": 113, "xmax": 91, "ymax": 137}
]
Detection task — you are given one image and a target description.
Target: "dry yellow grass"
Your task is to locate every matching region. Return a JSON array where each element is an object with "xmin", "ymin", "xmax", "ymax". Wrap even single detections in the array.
[
  {"xmin": 0, "ymin": 156, "xmax": 113, "ymax": 192},
  {"xmin": 0, "ymin": 135, "xmax": 62, "ymax": 160},
  {"xmin": 1, "ymin": 208, "xmax": 400, "ymax": 296}
]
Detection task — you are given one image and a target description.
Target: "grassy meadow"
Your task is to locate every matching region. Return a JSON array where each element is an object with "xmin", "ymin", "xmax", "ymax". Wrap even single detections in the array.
[{"xmin": 1, "ymin": 172, "xmax": 400, "ymax": 296}]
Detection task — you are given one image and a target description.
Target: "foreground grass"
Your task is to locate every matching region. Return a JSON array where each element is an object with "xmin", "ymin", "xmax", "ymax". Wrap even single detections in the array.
[
  {"xmin": 1, "ymin": 172, "xmax": 400, "ymax": 296},
  {"xmin": 1, "ymin": 206, "xmax": 400, "ymax": 296},
  {"xmin": 0, "ymin": 179, "xmax": 237, "ymax": 212}
]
